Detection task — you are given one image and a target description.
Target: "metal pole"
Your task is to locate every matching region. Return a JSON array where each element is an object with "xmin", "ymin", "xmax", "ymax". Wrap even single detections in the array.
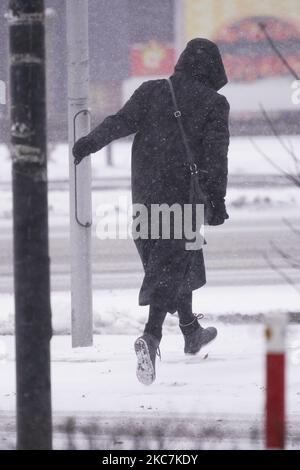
[
  {"xmin": 174, "ymin": 0, "xmax": 185, "ymax": 60},
  {"xmin": 106, "ymin": 144, "xmax": 113, "ymax": 166},
  {"xmin": 9, "ymin": 0, "xmax": 52, "ymax": 449},
  {"xmin": 66, "ymin": 0, "xmax": 93, "ymax": 347},
  {"xmin": 265, "ymin": 312, "xmax": 286, "ymax": 449}
]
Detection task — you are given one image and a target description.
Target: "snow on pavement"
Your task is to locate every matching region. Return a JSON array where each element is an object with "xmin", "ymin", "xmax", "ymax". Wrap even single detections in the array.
[
  {"xmin": 0, "ymin": 284, "xmax": 299, "ymax": 335},
  {"xmin": 1, "ymin": 186, "xmax": 300, "ymax": 227},
  {"xmin": 1, "ymin": 324, "xmax": 300, "ymax": 449},
  {"xmin": 1, "ymin": 136, "xmax": 300, "ymax": 184}
]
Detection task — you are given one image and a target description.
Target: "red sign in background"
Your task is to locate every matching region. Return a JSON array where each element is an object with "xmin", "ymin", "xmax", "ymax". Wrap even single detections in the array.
[{"xmin": 130, "ymin": 41, "xmax": 175, "ymax": 76}]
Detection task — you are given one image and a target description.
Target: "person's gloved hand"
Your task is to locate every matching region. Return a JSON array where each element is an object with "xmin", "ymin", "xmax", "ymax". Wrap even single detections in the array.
[
  {"xmin": 72, "ymin": 136, "xmax": 95, "ymax": 165},
  {"xmin": 209, "ymin": 198, "xmax": 229, "ymax": 226}
]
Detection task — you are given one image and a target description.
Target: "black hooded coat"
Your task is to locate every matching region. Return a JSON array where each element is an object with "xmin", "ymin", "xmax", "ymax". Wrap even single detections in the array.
[{"xmin": 83, "ymin": 38, "xmax": 230, "ymax": 313}]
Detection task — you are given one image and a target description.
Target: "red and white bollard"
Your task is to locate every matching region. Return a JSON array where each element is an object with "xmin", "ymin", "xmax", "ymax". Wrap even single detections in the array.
[{"xmin": 265, "ymin": 312, "xmax": 286, "ymax": 449}]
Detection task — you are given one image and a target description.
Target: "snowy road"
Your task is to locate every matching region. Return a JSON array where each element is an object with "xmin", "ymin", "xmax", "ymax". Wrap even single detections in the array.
[{"xmin": 0, "ymin": 206, "xmax": 300, "ymax": 292}]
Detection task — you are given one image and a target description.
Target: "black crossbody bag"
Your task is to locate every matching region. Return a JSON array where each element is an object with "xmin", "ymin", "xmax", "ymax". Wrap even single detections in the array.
[{"xmin": 166, "ymin": 78, "xmax": 214, "ymax": 225}]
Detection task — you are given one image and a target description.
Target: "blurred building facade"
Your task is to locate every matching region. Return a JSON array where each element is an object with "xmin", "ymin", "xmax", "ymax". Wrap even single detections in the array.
[
  {"xmin": 181, "ymin": 0, "xmax": 300, "ymax": 135},
  {"xmin": 0, "ymin": 0, "xmax": 299, "ymax": 143}
]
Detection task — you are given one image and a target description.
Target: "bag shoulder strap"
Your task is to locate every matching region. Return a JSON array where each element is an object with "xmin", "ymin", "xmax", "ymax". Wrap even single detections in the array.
[{"xmin": 166, "ymin": 78, "xmax": 195, "ymax": 167}]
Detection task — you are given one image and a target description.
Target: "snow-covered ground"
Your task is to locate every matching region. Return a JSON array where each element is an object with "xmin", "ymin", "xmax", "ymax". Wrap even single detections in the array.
[
  {"xmin": 1, "ymin": 325, "xmax": 300, "ymax": 449},
  {"xmin": 0, "ymin": 284, "xmax": 300, "ymax": 335},
  {"xmin": 0, "ymin": 184, "xmax": 299, "ymax": 230},
  {"xmin": 1, "ymin": 135, "xmax": 300, "ymax": 184}
]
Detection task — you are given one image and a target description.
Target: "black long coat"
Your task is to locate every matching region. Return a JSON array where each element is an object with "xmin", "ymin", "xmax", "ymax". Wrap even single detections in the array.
[{"xmin": 87, "ymin": 39, "xmax": 230, "ymax": 313}]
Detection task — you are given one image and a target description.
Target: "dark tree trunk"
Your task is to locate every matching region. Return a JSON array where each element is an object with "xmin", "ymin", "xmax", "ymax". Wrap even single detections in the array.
[{"xmin": 9, "ymin": 0, "xmax": 52, "ymax": 450}]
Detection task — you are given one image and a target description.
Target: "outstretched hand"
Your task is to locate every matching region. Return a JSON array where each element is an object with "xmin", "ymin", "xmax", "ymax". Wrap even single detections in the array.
[
  {"xmin": 72, "ymin": 136, "xmax": 94, "ymax": 165},
  {"xmin": 209, "ymin": 212, "xmax": 229, "ymax": 226},
  {"xmin": 208, "ymin": 199, "xmax": 229, "ymax": 226}
]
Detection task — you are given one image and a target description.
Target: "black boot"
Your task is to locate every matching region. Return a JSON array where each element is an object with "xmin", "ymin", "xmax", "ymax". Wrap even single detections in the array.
[
  {"xmin": 134, "ymin": 333, "xmax": 161, "ymax": 385},
  {"xmin": 179, "ymin": 314, "xmax": 217, "ymax": 355}
]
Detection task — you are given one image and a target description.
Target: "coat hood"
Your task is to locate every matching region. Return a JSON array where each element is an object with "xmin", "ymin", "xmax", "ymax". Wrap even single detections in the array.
[{"xmin": 174, "ymin": 38, "xmax": 228, "ymax": 91}]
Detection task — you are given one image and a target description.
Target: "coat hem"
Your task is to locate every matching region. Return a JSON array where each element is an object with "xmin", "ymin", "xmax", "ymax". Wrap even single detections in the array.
[{"xmin": 138, "ymin": 278, "xmax": 207, "ymax": 314}]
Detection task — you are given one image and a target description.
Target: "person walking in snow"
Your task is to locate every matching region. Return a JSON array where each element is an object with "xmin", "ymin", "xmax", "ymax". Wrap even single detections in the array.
[{"xmin": 73, "ymin": 38, "xmax": 230, "ymax": 385}]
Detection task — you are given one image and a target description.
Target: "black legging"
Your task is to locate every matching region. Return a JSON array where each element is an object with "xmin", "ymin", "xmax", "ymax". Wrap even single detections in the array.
[{"xmin": 144, "ymin": 291, "xmax": 195, "ymax": 340}]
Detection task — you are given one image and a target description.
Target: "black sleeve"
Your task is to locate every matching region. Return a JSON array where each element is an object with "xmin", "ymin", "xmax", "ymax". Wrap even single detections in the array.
[
  {"xmin": 201, "ymin": 95, "xmax": 230, "ymax": 202},
  {"xmin": 87, "ymin": 81, "xmax": 152, "ymax": 153}
]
